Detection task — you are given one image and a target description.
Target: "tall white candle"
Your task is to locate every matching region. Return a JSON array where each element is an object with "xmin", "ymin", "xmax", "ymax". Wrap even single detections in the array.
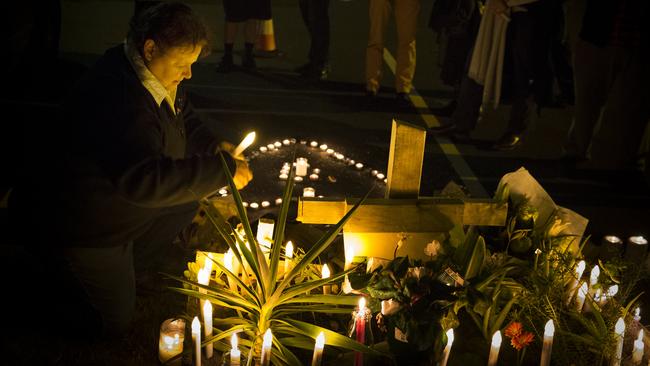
[
  {"xmin": 192, "ymin": 316, "xmax": 201, "ymax": 366},
  {"xmin": 197, "ymin": 267, "xmax": 210, "ymax": 309},
  {"xmin": 588, "ymin": 265, "xmax": 600, "ymax": 293},
  {"xmin": 576, "ymin": 282, "xmax": 588, "ymax": 312},
  {"xmin": 233, "ymin": 131, "xmax": 256, "ymax": 157},
  {"xmin": 566, "ymin": 260, "xmax": 586, "ymax": 305},
  {"xmin": 322, "ymin": 264, "xmax": 331, "ymax": 295},
  {"xmin": 311, "ymin": 331, "xmax": 325, "ymax": 366},
  {"xmin": 611, "ymin": 317, "xmax": 625, "ymax": 366},
  {"xmin": 230, "ymin": 333, "xmax": 241, "ymax": 366},
  {"xmin": 632, "ymin": 329, "xmax": 644, "ymax": 365},
  {"xmin": 487, "ymin": 331, "xmax": 502, "ymax": 366},
  {"xmin": 440, "ymin": 328, "xmax": 454, "ymax": 366},
  {"xmin": 540, "ymin": 320, "xmax": 554, "ymax": 366},
  {"xmin": 224, "ymin": 249, "xmax": 238, "ymax": 292},
  {"xmin": 202, "ymin": 301, "xmax": 213, "ymax": 359},
  {"xmin": 344, "ymin": 247, "xmax": 355, "ymax": 270},
  {"xmin": 261, "ymin": 329, "xmax": 273, "ymax": 366},
  {"xmin": 284, "ymin": 241, "xmax": 294, "ymax": 275}
]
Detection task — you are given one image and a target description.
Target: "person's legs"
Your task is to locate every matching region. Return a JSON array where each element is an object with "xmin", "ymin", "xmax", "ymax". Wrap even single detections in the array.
[
  {"xmin": 393, "ymin": 0, "xmax": 420, "ymax": 95},
  {"xmin": 309, "ymin": 0, "xmax": 331, "ymax": 69},
  {"xmin": 366, "ymin": 0, "xmax": 391, "ymax": 95},
  {"xmin": 242, "ymin": 19, "xmax": 260, "ymax": 69},
  {"xmin": 218, "ymin": 0, "xmax": 245, "ymax": 72}
]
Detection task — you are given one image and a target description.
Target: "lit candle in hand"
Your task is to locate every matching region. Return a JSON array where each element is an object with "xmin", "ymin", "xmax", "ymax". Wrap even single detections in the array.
[
  {"xmin": 230, "ymin": 333, "xmax": 241, "ymax": 366},
  {"xmin": 540, "ymin": 320, "xmax": 554, "ymax": 366},
  {"xmin": 192, "ymin": 316, "xmax": 201, "ymax": 366},
  {"xmin": 284, "ymin": 241, "xmax": 294, "ymax": 275},
  {"xmin": 487, "ymin": 331, "xmax": 502, "ymax": 366},
  {"xmin": 566, "ymin": 260, "xmax": 586, "ymax": 305},
  {"xmin": 612, "ymin": 317, "xmax": 625, "ymax": 366},
  {"xmin": 632, "ymin": 330, "xmax": 644, "ymax": 365},
  {"xmin": 202, "ymin": 301, "xmax": 213, "ymax": 359},
  {"xmin": 311, "ymin": 332, "xmax": 325, "ymax": 366},
  {"xmin": 260, "ymin": 329, "xmax": 273, "ymax": 366},
  {"xmin": 440, "ymin": 328, "xmax": 454, "ymax": 366},
  {"xmin": 322, "ymin": 264, "xmax": 331, "ymax": 295},
  {"xmin": 233, "ymin": 131, "xmax": 256, "ymax": 157}
]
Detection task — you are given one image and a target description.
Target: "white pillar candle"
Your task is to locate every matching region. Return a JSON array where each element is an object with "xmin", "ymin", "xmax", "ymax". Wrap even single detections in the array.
[
  {"xmin": 284, "ymin": 241, "xmax": 294, "ymax": 275},
  {"xmin": 440, "ymin": 328, "xmax": 454, "ymax": 366},
  {"xmin": 540, "ymin": 320, "xmax": 554, "ymax": 366},
  {"xmin": 311, "ymin": 332, "xmax": 325, "ymax": 366},
  {"xmin": 566, "ymin": 260, "xmax": 586, "ymax": 305},
  {"xmin": 612, "ymin": 317, "xmax": 625, "ymax": 366},
  {"xmin": 589, "ymin": 265, "xmax": 600, "ymax": 289},
  {"xmin": 233, "ymin": 132, "xmax": 256, "ymax": 157},
  {"xmin": 261, "ymin": 329, "xmax": 273, "ymax": 366},
  {"xmin": 303, "ymin": 187, "xmax": 316, "ymax": 197},
  {"xmin": 633, "ymin": 330, "xmax": 645, "ymax": 365},
  {"xmin": 192, "ymin": 316, "xmax": 201, "ymax": 366},
  {"xmin": 321, "ymin": 264, "xmax": 331, "ymax": 294},
  {"xmin": 230, "ymin": 333, "xmax": 241, "ymax": 366},
  {"xmin": 576, "ymin": 282, "xmax": 588, "ymax": 312},
  {"xmin": 344, "ymin": 247, "xmax": 355, "ymax": 270},
  {"xmin": 296, "ymin": 158, "xmax": 309, "ymax": 176},
  {"xmin": 487, "ymin": 331, "xmax": 502, "ymax": 366},
  {"xmin": 197, "ymin": 267, "xmax": 210, "ymax": 309},
  {"xmin": 202, "ymin": 301, "xmax": 213, "ymax": 359},
  {"xmin": 223, "ymin": 249, "xmax": 238, "ymax": 292}
]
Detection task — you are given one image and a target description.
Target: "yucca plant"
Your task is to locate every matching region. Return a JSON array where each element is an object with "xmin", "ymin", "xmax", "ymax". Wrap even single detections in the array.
[{"xmin": 166, "ymin": 153, "xmax": 383, "ymax": 365}]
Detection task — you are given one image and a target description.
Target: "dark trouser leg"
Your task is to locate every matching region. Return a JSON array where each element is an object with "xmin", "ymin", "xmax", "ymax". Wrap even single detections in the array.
[
  {"xmin": 453, "ymin": 75, "xmax": 483, "ymax": 133},
  {"xmin": 300, "ymin": 0, "xmax": 330, "ymax": 67},
  {"xmin": 505, "ymin": 11, "xmax": 535, "ymax": 136}
]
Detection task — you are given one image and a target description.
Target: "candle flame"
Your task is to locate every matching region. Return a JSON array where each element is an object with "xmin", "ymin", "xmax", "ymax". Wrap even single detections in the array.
[
  {"xmin": 589, "ymin": 265, "xmax": 600, "ymax": 285},
  {"xmin": 192, "ymin": 316, "xmax": 201, "ymax": 333},
  {"xmin": 545, "ymin": 320, "xmax": 555, "ymax": 336},
  {"xmin": 491, "ymin": 331, "xmax": 502, "ymax": 347},
  {"xmin": 321, "ymin": 264, "xmax": 330, "ymax": 279},
  {"xmin": 446, "ymin": 328, "xmax": 454, "ymax": 346},
  {"xmin": 263, "ymin": 329, "xmax": 273, "ymax": 348},
  {"xmin": 576, "ymin": 260, "xmax": 586, "ymax": 277},
  {"xmin": 615, "ymin": 317, "xmax": 625, "ymax": 335},
  {"xmin": 203, "ymin": 299, "xmax": 212, "ymax": 317},
  {"xmin": 285, "ymin": 241, "xmax": 294, "ymax": 259},
  {"xmin": 315, "ymin": 332, "xmax": 325, "ymax": 349},
  {"xmin": 607, "ymin": 285, "xmax": 619, "ymax": 297},
  {"xmin": 231, "ymin": 333, "xmax": 239, "ymax": 350},
  {"xmin": 358, "ymin": 297, "xmax": 366, "ymax": 311}
]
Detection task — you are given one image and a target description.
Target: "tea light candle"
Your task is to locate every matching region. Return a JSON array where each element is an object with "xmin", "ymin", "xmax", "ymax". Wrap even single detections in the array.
[
  {"xmin": 487, "ymin": 331, "xmax": 502, "ymax": 366},
  {"xmin": 355, "ymin": 163, "xmax": 363, "ymax": 169},
  {"xmin": 371, "ymin": 170, "xmax": 378, "ymax": 176},
  {"xmin": 612, "ymin": 317, "xmax": 625, "ymax": 366},
  {"xmin": 233, "ymin": 132, "xmax": 256, "ymax": 157},
  {"xmin": 284, "ymin": 241, "xmax": 293, "ymax": 274},
  {"xmin": 309, "ymin": 174, "xmax": 319, "ymax": 181},
  {"xmin": 192, "ymin": 316, "xmax": 201, "ymax": 366},
  {"xmin": 440, "ymin": 328, "xmax": 454, "ymax": 366},
  {"xmin": 282, "ymin": 139, "xmax": 290, "ymax": 145},
  {"xmin": 230, "ymin": 333, "xmax": 241, "ymax": 366},
  {"xmin": 326, "ymin": 148, "xmax": 334, "ymax": 154},
  {"xmin": 266, "ymin": 143, "xmax": 275, "ymax": 150},
  {"xmin": 335, "ymin": 153, "xmax": 344, "ymax": 160},
  {"xmin": 376, "ymin": 173, "xmax": 385, "ymax": 180},
  {"xmin": 320, "ymin": 144, "xmax": 328, "ymax": 151},
  {"xmin": 602, "ymin": 235, "xmax": 623, "ymax": 259},
  {"xmin": 242, "ymin": 202, "xmax": 249, "ymax": 207},
  {"xmin": 274, "ymin": 141, "xmax": 282, "ymax": 148},
  {"xmin": 261, "ymin": 201, "xmax": 270, "ymax": 208},
  {"xmin": 249, "ymin": 202, "xmax": 259, "ymax": 209},
  {"xmin": 275, "ymin": 198, "xmax": 283, "ymax": 205},
  {"xmin": 321, "ymin": 264, "xmax": 331, "ymax": 294},
  {"xmin": 540, "ymin": 320, "xmax": 554, "ymax": 366},
  {"xmin": 261, "ymin": 329, "xmax": 273, "ymax": 366},
  {"xmin": 159, "ymin": 319, "xmax": 185, "ymax": 366},
  {"xmin": 218, "ymin": 189, "xmax": 228, "ymax": 195},
  {"xmin": 311, "ymin": 332, "xmax": 325, "ymax": 366},
  {"xmin": 348, "ymin": 160, "xmax": 355, "ymax": 165},
  {"xmin": 303, "ymin": 187, "xmax": 316, "ymax": 197},
  {"xmin": 294, "ymin": 176, "xmax": 304, "ymax": 182},
  {"xmin": 296, "ymin": 158, "xmax": 309, "ymax": 176},
  {"xmin": 259, "ymin": 146, "xmax": 268, "ymax": 152},
  {"xmin": 312, "ymin": 168, "xmax": 321, "ymax": 174},
  {"xmin": 203, "ymin": 301, "xmax": 213, "ymax": 359},
  {"xmin": 279, "ymin": 173, "xmax": 288, "ymax": 180},
  {"xmin": 310, "ymin": 141, "xmax": 319, "ymax": 147}
]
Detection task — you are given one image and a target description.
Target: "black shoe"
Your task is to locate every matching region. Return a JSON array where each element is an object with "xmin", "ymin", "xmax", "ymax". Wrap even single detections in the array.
[
  {"xmin": 242, "ymin": 54, "xmax": 256, "ymax": 69},
  {"xmin": 428, "ymin": 123, "xmax": 457, "ymax": 135},
  {"xmin": 492, "ymin": 133, "xmax": 522, "ymax": 151},
  {"xmin": 216, "ymin": 56, "xmax": 234, "ymax": 73},
  {"xmin": 395, "ymin": 92, "xmax": 411, "ymax": 108},
  {"xmin": 430, "ymin": 100, "xmax": 457, "ymax": 117},
  {"xmin": 294, "ymin": 62, "xmax": 312, "ymax": 74}
]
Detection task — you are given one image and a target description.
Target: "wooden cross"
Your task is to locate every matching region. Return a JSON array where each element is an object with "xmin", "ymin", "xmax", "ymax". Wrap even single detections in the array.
[{"xmin": 296, "ymin": 120, "xmax": 507, "ymax": 260}]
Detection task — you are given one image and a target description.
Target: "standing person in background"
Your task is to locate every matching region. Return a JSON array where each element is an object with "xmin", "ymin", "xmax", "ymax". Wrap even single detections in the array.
[
  {"xmin": 296, "ymin": 0, "xmax": 331, "ymax": 81},
  {"xmin": 215, "ymin": 0, "xmax": 272, "ymax": 72},
  {"xmin": 563, "ymin": 0, "xmax": 649, "ymax": 170},
  {"xmin": 365, "ymin": 0, "xmax": 421, "ymax": 107}
]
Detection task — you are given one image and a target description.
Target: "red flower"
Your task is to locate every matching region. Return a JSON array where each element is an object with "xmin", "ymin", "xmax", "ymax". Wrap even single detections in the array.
[
  {"xmin": 511, "ymin": 331, "xmax": 535, "ymax": 350},
  {"xmin": 504, "ymin": 322, "xmax": 523, "ymax": 338}
]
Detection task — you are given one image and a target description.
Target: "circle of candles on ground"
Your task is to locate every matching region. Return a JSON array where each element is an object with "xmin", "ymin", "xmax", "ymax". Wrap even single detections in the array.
[
  {"xmin": 279, "ymin": 173, "xmax": 288, "ymax": 180},
  {"xmin": 309, "ymin": 174, "xmax": 319, "ymax": 181},
  {"xmin": 320, "ymin": 144, "xmax": 328, "ymax": 150},
  {"xmin": 274, "ymin": 141, "xmax": 282, "ymax": 148},
  {"xmin": 355, "ymin": 163, "xmax": 363, "ymax": 169},
  {"xmin": 312, "ymin": 332, "xmax": 325, "ymax": 366},
  {"xmin": 487, "ymin": 331, "xmax": 502, "ymax": 366},
  {"xmin": 294, "ymin": 176, "xmax": 304, "ymax": 182},
  {"xmin": 440, "ymin": 328, "xmax": 454, "ymax": 366},
  {"xmin": 376, "ymin": 173, "xmax": 385, "ymax": 180},
  {"xmin": 371, "ymin": 170, "xmax": 378, "ymax": 176},
  {"xmin": 310, "ymin": 141, "xmax": 318, "ymax": 147},
  {"xmin": 266, "ymin": 143, "xmax": 275, "ymax": 150},
  {"xmin": 242, "ymin": 202, "xmax": 248, "ymax": 207},
  {"xmin": 159, "ymin": 319, "xmax": 185, "ymax": 365},
  {"xmin": 303, "ymin": 187, "xmax": 316, "ymax": 197},
  {"xmin": 313, "ymin": 168, "xmax": 321, "ymax": 174},
  {"xmin": 261, "ymin": 201, "xmax": 270, "ymax": 208},
  {"xmin": 192, "ymin": 317, "xmax": 201, "ymax": 366},
  {"xmin": 249, "ymin": 202, "xmax": 259, "ymax": 209},
  {"xmin": 260, "ymin": 329, "xmax": 273, "ymax": 366},
  {"xmin": 326, "ymin": 148, "xmax": 334, "ymax": 154},
  {"xmin": 259, "ymin": 146, "xmax": 268, "ymax": 152},
  {"xmin": 275, "ymin": 198, "xmax": 283, "ymax": 205},
  {"xmin": 282, "ymin": 139, "xmax": 290, "ymax": 145},
  {"xmin": 540, "ymin": 320, "xmax": 555, "ymax": 366},
  {"xmin": 230, "ymin": 333, "xmax": 241, "ymax": 366},
  {"xmin": 632, "ymin": 329, "xmax": 644, "ymax": 364},
  {"xmin": 613, "ymin": 317, "xmax": 625, "ymax": 366}
]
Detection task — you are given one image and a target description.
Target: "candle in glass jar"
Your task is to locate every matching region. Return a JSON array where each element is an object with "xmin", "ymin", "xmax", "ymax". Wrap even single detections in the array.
[
  {"xmin": 540, "ymin": 320, "xmax": 554, "ymax": 366},
  {"xmin": 487, "ymin": 331, "xmax": 502, "ymax": 366},
  {"xmin": 612, "ymin": 317, "xmax": 625, "ymax": 366},
  {"xmin": 158, "ymin": 319, "xmax": 185, "ymax": 366},
  {"xmin": 626, "ymin": 236, "xmax": 648, "ymax": 264},
  {"xmin": 230, "ymin": 333, "xmax": 241, "ymax": 366},
  {"xmin": 303, "ymin": 187, "xmax": 316, "ymax": 197},
  {"xmin": 192, "ymin": 316, "xmax": 201, "ymax": 366},
  {"xmin": 321, "ymin": 264, "xmax": 331, "ymax": 294},
  {"xmin": 261, "ymin": 329, "xmax": 273, "ymax": 366},
  {"xmin": 311, "ymin": 332, "xmax": 325, "ymax": 366},
  {"xmin": 203, "ymin": 301, "xmax": 213, "ymax": 359},
  {"xmin": 440, "ymin": 328, "xmax": 454, "ymax": 366}
]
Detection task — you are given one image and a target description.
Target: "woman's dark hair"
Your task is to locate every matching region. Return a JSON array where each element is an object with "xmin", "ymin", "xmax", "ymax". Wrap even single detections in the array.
[{"xmin": 127, "ymin": 1, "xmax": 211, "ymax": 57}]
